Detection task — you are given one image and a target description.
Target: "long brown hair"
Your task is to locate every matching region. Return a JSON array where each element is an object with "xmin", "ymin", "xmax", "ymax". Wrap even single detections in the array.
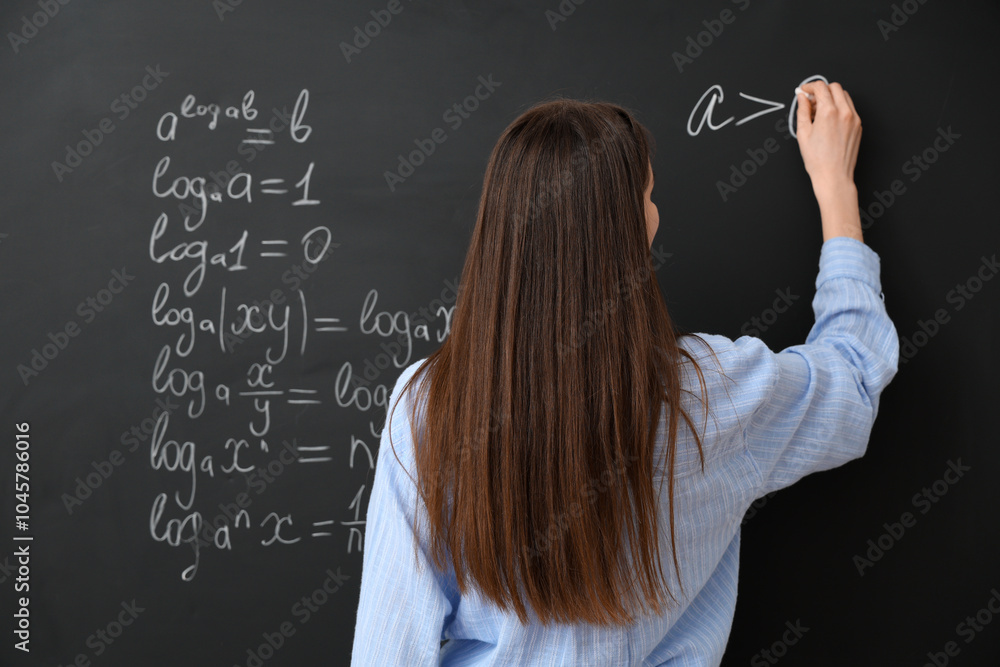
[{"xmin": 389, "ymin": 98, "xmax": 716, "ymax": 626}]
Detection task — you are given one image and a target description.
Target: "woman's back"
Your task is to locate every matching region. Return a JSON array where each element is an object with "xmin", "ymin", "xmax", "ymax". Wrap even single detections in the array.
[{"xmin": 352, "ymin": 84, "xmax": 898, "ymax": 665}]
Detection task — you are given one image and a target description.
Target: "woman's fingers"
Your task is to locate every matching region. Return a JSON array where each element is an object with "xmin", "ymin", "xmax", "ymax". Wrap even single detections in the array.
[
  {"xmin": 796, "ymin": 89, "xmax": 814, "ymax": 137},
  {"xmin": 802, "ymin": 80, "xmax": 836, "ymax": 115},
  {"xmin": 827, "ymin": 81, "xmax": 850, "ymax": 114}
]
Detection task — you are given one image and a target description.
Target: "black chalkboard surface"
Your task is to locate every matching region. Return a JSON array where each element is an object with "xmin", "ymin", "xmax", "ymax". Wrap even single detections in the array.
[{"xmin": 1, "ymin": 1, "xmax": 998, "ymax": 665}]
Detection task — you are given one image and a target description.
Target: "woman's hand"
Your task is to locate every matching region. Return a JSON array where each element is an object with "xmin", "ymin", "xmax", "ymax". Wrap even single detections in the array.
[{"xmin": 796, "ymin": 80, "xmax": 864, "ymax": 242}]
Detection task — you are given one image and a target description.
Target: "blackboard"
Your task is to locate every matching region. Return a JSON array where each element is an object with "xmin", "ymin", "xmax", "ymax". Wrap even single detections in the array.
[{"xmin": 1, "ymin": 1, "xmax": 998, "ymax": 665}]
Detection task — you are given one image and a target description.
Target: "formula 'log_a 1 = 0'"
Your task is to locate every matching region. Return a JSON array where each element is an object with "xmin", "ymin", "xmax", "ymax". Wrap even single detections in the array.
[{"xmin": 149, "ymin": 214, "xmax": 335, "ymax": 297}]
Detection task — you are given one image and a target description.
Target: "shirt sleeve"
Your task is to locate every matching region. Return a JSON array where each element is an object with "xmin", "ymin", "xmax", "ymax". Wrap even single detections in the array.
[
  {"xmin": 351, "ymin": 362, "xmax": 458, "ymax": 666},
  {"xmin": 739, "ymin": 236, "xmax": 900, "ymax": 496}
]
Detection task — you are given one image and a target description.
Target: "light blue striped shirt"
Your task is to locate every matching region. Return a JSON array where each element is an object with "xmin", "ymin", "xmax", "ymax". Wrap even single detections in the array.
[{"xmin": 351, "ymin": 236, "xmax": 899, "ymax": 666}]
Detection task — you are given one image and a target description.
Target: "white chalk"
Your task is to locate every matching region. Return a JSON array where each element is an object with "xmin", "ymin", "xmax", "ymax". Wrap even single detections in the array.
[{"xmin": 795, "ymin": 87, "xmax": 815, "ymax": 101}]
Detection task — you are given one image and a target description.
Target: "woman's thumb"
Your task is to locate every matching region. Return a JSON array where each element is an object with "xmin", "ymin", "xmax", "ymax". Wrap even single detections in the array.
[
  {"xmin": 796, "ymin": 91, "xmax": 813, "ymax": 140},
  {"xmin": 795, "ymin": 91, "xmax": 813, "ymax": 135}
]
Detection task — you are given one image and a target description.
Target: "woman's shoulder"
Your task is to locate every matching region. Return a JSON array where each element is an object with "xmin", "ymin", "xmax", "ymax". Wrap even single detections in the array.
[
  {"xmin": 383, "ymin": 357, "xmax": 433, "ymax": 434},
  {"xmin": 678, "ymin": 333, "xmax": 779, "ymax": 390},
  {"xmin": 673, "ymin": 333, "xmax": 783, "ymax": 440},
  {"xmin": 392, "ymin": 357, "xmax": 432, "ymax": 402}
]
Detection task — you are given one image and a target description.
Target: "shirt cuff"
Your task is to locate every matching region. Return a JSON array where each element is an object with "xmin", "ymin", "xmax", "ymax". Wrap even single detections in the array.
[{"xmin": 816, "ymin": 236, "xmax": 883, "ymax": 295}]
